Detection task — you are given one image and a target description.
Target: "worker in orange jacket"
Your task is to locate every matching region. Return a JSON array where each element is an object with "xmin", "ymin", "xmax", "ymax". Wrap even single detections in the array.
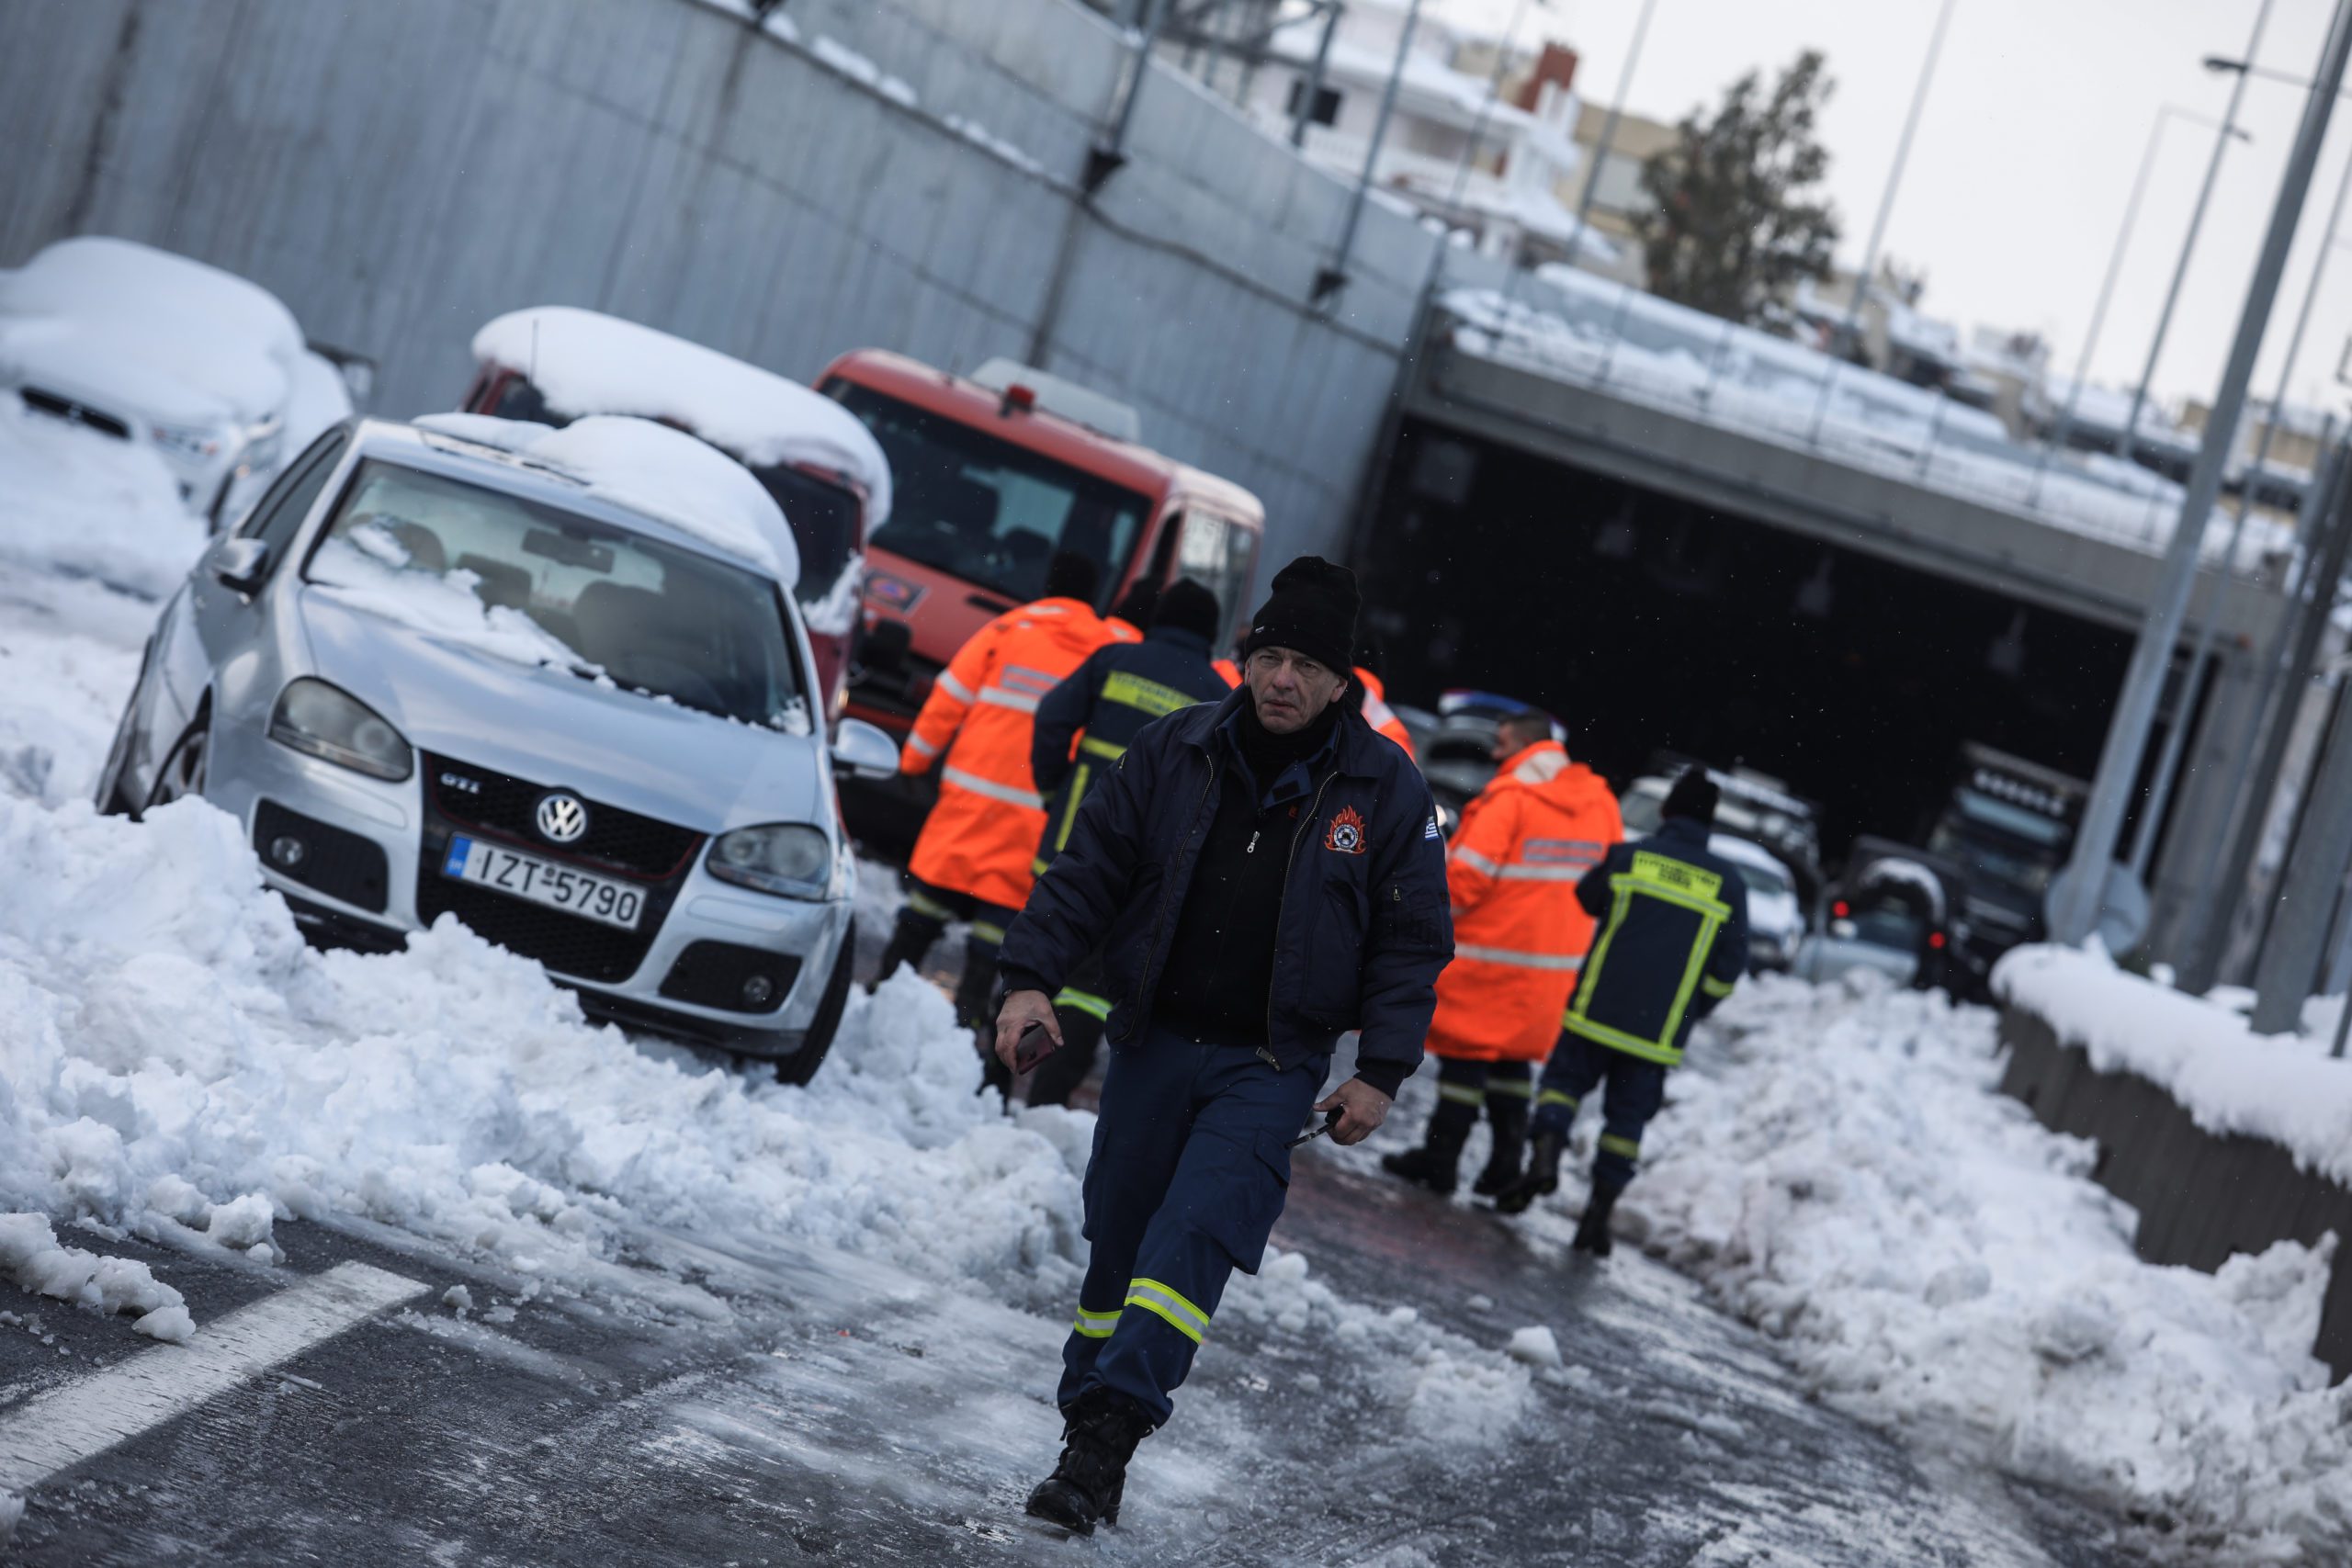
[
  {"xmin": 1351, "ymin": 637, "xmax": 1415, "ymax": 758},
  {"xmin": 1384, "ymin": 705, "xmax": 1622, "ymax": 1197},
  {"xmin": 876, "ymin": 553, "xmax": 1128, "ymax": 1062}
]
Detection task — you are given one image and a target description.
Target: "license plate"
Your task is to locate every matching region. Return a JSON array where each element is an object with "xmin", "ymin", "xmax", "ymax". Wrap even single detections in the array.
[{"xmin": 441, "ymin": 835, "xmax": 644, "ymax": 930}]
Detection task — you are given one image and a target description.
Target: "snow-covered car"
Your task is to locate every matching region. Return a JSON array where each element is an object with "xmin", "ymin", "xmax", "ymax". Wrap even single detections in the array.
[
  {"xmin": 0, "ymin": 237, "xmax": 319, "ymax": 527},
  {"xmin": 458, "ymin": 306, "xmax": 892, "ymax": 722},
  {"xmin": 1710, "ymin": 832, "xmax": 1804, "ymax": 972},
  {"xmin": 94, "ymin": 412, "xmax": 899, "ymax": 1080},
  {"xmin": 1795, "ymin": 840, "xmax": 1966, "ymax": 992}
]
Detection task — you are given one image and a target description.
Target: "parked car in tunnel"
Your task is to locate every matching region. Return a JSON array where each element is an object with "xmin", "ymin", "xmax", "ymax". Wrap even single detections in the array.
[
  {"xmin": 458, "ymin": 306, "xmax": 894, "ymax": 724},
  {"xmin": 0, "ymin": 237, "xmax": 336, "ymax": 529},
  {"xmin": 1796, "ymin": 838, "xmax": 1970, "ymax": 993},
  {"xmin": 94, "ymin": 412, "xmax": 899, "ymax": 1081}
]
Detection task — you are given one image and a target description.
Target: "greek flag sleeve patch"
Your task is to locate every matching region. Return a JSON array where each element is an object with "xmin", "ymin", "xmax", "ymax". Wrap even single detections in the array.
[{"xmin": 1424, "ymin": 814, "xmax": 1441, "ymax": 840}]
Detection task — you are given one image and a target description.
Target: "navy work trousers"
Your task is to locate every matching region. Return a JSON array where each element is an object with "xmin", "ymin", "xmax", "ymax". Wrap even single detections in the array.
[
  {"xmin": 1530, "ymin": 1029, "xmax": 1668, "ymax": 1193},
  {"xmin": 1059, "ymin": 1023, "xmax": 1322, "ymax": 1426}
]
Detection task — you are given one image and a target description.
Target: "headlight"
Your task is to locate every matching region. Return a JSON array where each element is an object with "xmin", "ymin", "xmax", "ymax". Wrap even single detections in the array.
[
  {"xmin": 707, "ymin": 823, "xmax": 833, "ymax": 899},
  {"xmin": 268, "ymin": 678, "xmax": 413, "ymax": 781},
  {"xmin": 150, "ymin": 420, "xmax": 224, "ymax": 461}
]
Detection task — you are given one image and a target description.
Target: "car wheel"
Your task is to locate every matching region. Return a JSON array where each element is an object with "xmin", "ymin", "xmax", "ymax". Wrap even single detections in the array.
[
  {"xmin": 145, "ymin": 713, "xmax": 209, "ymax": 811},
  {"xmin": 775, "ymin": 919, "xmax": 855, "ymax": 1088}
]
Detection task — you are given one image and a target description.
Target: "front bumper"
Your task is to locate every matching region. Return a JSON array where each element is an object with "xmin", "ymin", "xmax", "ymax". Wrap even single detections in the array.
[{"xmin": 207, "ymin": 730, "xmax": 853, "ymax": 1056}]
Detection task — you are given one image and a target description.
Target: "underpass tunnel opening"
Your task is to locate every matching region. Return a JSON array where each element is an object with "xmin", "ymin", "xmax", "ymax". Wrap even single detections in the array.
[{"xmin": 1359, "ymin": 419, "xmax": 2191, "ymax": 862}]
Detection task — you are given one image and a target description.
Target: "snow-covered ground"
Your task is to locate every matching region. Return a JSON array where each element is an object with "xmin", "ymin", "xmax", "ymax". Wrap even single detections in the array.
[{"xmin": 1535, "ymin": 973, "xmax": 2352, "ymax": 1561}]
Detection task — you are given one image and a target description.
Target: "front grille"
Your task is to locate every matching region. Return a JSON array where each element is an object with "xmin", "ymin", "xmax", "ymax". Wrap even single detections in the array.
[
  {"xmin": 254, "ymin": 799, "xmax": 390, "ymax": 913},
  {"xmin": 21, "ymin": 387, "xmax": 130, "ymax": 440},
  {"xmin": 415, "ymin": 871, "xmax": 662, "ymax": 983},
  {"xmin": 421, "ymin": 752, "xmax": 702, "ymax": 878},
  {"xmin": 660, "ymin": 940, "xmax": 801, "ymax": 1014}
]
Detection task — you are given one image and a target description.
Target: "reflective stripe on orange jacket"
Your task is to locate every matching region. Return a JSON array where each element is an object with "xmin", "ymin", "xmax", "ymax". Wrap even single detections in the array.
[
  {"xmin": 1353, "ymin": 667, "xmax": 1415, "ymax": 759},
  {"xmin": 901, "ymin": 596, "xmax": 1124, "ymax": 908},
  {"xmin": 1425, "ymin": 740, "xmax": 1623, "ymax": 1062}
]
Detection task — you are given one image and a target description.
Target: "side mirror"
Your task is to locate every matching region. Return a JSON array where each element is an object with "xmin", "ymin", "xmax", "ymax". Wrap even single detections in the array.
[
  {"xmin": 831, "ymin": 716, "xmax": 899, "ymax": 779},
  {"xmin": 211, "ymin": 536, "xmax": 271, "ymax": 594}
]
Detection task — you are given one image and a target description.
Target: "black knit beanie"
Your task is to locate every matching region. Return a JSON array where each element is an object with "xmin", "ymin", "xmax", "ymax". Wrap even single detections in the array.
[
  {"xmin": 1240, "ymin": 555, "xmax": 1360, "ymax": 674},
  {"xmin": 1662, "ymin": 768, "xmax": 1721, "ymax": 827},
  {"xmin": 1152, "ymin": 578, "xmax": 1222, "ymax": 642}
]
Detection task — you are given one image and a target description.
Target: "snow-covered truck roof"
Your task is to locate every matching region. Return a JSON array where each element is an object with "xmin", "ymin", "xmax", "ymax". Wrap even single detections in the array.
[
  {"xmin": 412, "ymin": 412, "xmax": 795, "ymax": 585},
  {"xmin": 0, "ymin": 236, "xmax": 303, "ymax": 427},
  {"xmin": 469, "ymin": 307, "xmax": 892, "ymax": 536}
]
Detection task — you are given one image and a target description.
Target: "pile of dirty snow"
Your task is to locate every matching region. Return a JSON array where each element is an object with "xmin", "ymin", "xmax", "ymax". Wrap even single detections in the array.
[{"xmin": 1601, "ymin": 973, "xmax": 2352, "ymax": 1560}]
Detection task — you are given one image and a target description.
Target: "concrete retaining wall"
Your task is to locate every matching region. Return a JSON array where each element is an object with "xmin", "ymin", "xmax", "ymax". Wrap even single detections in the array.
[
  {"xmin": 0, "ymin": 0, "xmax": 1440, "ymax": 571},
  {"xmin": 1999, "ymin": 1004, "xmax": 2352, "ymax": 1380}
]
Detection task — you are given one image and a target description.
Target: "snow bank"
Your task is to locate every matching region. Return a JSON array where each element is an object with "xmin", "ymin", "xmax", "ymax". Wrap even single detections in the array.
[
  {"xmin": 0, "ymin": 405, "xmax": 205, "ymax": 597},
  {"xmin": 466, "ymin": 307, "xmax": 892, "ymax": 535},
  {"xmin": 1622, "ymin": 974, "xmax": 2352, "ymax": 1560},
  {"xmin": 0, "ymin": 1213, "xmax": 192, "ymax": 1342},
  {"xmin": 415, "ymin": 412, "xmax": 792, "ymax": 582},
  {"xmin": 0, "ymin": 789, "xmax": 1083, "ymax": 1306},
  {"xmin": 1996, "ymin": 944, "xmax": 2352, "ymax": 1188}
]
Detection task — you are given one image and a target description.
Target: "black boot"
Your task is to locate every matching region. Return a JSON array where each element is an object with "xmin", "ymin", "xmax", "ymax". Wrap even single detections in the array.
[
  {"xmin": 869, "ymin": 908, "xmax": 943, "ymax": 994},
  {"xmin": 1025, "ymin": 1390, "xmax": 1154, "ymax": 1535},
  {"xmin": 1491, "ymin": 1129, "xmax": 1564, "ymax": 1215},
  {"xmin": 1572, "ymin": 1182, "xmax": 1623, "ymax": 1257},
  {"xmin": 1381, "ymin": 1098, "xmax": 1476, "ymax": 1196},
  {"xmin": 1472, "ymin": 1092, "xmax": 1531, "ymax": 1197}
]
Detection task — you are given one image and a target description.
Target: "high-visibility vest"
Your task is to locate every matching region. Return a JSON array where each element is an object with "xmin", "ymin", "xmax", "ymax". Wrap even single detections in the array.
[
  {"xmin": 900, "ymin": 596, "xmax": 1123, "ymax": 908},
  {"xmin": 1425, "ymin": 741, "xmax": 1622, "ymax": 1062},
  {"xmin": 1353, "ymin": 667, "xmax": 1415, "ymax": 759}
]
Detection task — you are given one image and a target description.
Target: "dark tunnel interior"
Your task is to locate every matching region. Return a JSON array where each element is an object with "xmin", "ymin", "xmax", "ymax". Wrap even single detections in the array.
[{"xmin": 1356, "ymin": 419, "xmax": 2192, "ymax": 863}]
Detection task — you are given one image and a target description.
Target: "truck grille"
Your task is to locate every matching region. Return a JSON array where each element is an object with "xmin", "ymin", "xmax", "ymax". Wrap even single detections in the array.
[{"xmin": 421, "ymin": 752, "xmax": 702, "ymax": 879}]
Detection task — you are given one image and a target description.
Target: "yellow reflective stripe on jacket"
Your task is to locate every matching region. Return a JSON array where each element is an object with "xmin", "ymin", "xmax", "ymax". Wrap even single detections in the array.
[
  {"xmin": 1564, "ymin": 1011, "xmax": 1686, "ymax": 1066},
  {"xmin": 1125, "ymin": 1277, "xmax": 1211, "ymax": 1343},
  {"xmin": 1625, "ymin": 851, "xmax": 1732, "ymax": 919},
  {"xmin": 1073, "ymin": 1305, "xmax": 1121, "ymax": 1339},
  {"xmin": 1052, "ymin": 762, "xmax": 1091, "ymax": 852},
  {"xmin": 1079, "ymin": 735, "xmax": 1127, "ymax": 761},
  {"xmin": 1055, "ymin": 987, "xmax": 1113, "ymax": 1021},
  {"xmin": 1100, "ymin": 671, "xmax": 1200, "ymax": 717},
  {"xmin": 1565, "ymin": 858, "xmax": 1728, "ymax": 1066}
]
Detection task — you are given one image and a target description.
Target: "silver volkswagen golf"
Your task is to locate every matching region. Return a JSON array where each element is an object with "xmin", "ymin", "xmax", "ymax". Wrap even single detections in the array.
[{"xmin": 96, "ymin": 414, "xmax": 898, "ymax": 1081}]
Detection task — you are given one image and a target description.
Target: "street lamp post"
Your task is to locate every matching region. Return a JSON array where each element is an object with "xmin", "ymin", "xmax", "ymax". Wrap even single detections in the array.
[
  {"xmin": 1316, "ymin": 0, "xmax": 1425, "ymax": 303},
  {"xmin": 2050, "ymin": 0, "xmax": 2352, "ymax": 946},
  {"xmin": 1568, "ymin": 0, "xmax": 1659, "ymax": 258}
]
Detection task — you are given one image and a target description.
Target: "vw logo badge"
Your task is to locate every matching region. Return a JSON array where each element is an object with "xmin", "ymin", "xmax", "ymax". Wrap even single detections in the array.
[{"xmin": 535, "ymin": 792, "xmax": 589, "ymax": 844}]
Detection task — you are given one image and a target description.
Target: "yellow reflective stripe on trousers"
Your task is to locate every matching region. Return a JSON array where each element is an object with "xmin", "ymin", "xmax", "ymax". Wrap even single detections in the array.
[
  {"xmin": 906, "ymin": 888, "xmax": 955, "ymax": 919},
  {"xmin": 1536, "ymin": 1089, "xmax": 1579, "ymax": 1110},
  {"xmin": 1073, "ymin": 1305, "xmax": 1121, "ymax": 1339},
  {"xmin": 1486, "ymin": 1076, "xmax": 1537, "ymax": 1100},
  {"xmin": 1599, "ymin": 1134, "xmax": 1642, "ymax": 1160},
  {"xmin": 970, "ymin": 920, "xmax": 1006, "ymax": 946},
  {"xmin": 1055, "ymin": 987, "xmax": 1112, "ymax": 1021},
  {"xmin": 1438, "ymin": 1082, "xmax": 1485, "ymax": 1107},
  {"xmin": 1125, "ymin": 1277, "xmax": 1210, "ymax": 1344}
]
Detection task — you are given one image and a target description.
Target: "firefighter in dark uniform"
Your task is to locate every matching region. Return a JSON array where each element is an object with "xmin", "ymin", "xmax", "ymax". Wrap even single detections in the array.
[
  {"xmin": 1494, "ymin": 770, "xmax": 1747, "ymax": 1255},
  {"xmin": 993, "ymin": 557, "xmax": 1452, "ymax": 1534},
  {"xmin": 1023, "ymin": 578, "xmax": 1232, "ymax": 1108}
]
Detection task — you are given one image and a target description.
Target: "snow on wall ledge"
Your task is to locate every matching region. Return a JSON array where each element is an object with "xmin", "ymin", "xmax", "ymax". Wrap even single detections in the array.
[{"xmin": 1994, "ymin": 944, "xmax": 2352, "ymax": 1188}]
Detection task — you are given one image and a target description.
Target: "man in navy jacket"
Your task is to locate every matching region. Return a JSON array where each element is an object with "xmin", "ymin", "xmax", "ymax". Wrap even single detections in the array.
[{"xmin": 994, "ymin": 556, "xmax": 1453, "ymax": 1535}]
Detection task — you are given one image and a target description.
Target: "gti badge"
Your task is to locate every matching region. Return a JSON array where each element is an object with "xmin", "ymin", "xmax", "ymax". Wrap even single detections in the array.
[{"xmin": 535, "ymin": 791, "xmax": 590, "ymax": 844}]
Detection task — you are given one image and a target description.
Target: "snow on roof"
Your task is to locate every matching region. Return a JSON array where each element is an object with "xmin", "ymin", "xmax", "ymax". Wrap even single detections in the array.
[
  {"xmin": 0, "ymin": 236, "xmax": 302, "ymax": 427},
  {"xmin": 469, "ymin": 307, "xmax": 892, "ymax": 533},
  {"xmin": 1268, "ymin": 14, "xmax": 1575, "ymax": 163},
  {"xmin": 413, "ymin": 412, "xmax": 795, "ymax": 584}
]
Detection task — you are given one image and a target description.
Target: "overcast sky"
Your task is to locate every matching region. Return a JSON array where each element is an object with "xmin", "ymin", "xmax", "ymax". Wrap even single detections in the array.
[{"xmin": 1431, "ymin": 0, "xmax": 2350, "ymax": 422}]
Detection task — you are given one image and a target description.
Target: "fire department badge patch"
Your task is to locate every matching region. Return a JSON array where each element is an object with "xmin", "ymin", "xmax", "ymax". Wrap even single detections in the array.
[{"xmin": 1324, "ymin": 805, "xmax": 1368, "ymax": 855}]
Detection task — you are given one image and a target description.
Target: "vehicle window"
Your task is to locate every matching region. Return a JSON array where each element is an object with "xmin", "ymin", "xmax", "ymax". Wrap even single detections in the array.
[
  {"xmin": 1733, "ymin": 855, "xmax": 1792, "ymax": 899},
  {"xmin": 754, "ymin": 463, "xmax": 862, "ymax": 600},
  {"xmin": 829, "ymin": 383, "xmax": 1148, "ymax": 611},
  {"xmin": 236, "ymin": 428, "xmax": 348, "ymax": 569},
  {"xmin": 1840, "ymin": 901, "xmax": 1928, "ymax": 949},
  {"xmin": 485, "ymin": 375, "xmax": 567, "ymax": 428},
  {"xmin": 1929, "ymin": 819, "xmax": 2056, "ymax": 895},
  {"xmin": 1952, "ymin": 787, "xmax": 2070, "ymax": 847},
  {"xmin": 304, "ymin": 460, "xmax": 804, "ymax": 729},
  {"xmin": 1177, "ymin": 510, "xmax": 1256, "ymax": 633}
]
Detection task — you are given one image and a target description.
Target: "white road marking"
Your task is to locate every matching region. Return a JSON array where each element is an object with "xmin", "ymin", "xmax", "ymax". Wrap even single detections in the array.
[{"xmin": 0, "ymin": 1260, "xmax": 425, "ymax": 1495}]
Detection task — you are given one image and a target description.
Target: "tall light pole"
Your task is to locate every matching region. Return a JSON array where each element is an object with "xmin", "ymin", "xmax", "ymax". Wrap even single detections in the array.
[
  {"xmin": 1568, "ymin": 0, "xmax": 1659, "ymax": 254},
  {"xmin": 1316, "ymin": 0, "xmax": 1425, "ymax": 302},
  {"xmin": 2050, "ymin": 0, "xmax": 2352, "ymax": 945},
  {"xmin": 2127, "ymin": 141, "xmax": 2352, "ymax": 881},
  {"xmin": 1442, "ymin": 0, "xmax": 1545, "ymax": 226},
  {"xmin": 2030, "ymin": 106, "xmax": 2250, "ymax": 500},
  {"xmin": 2105, "ymin": 0, "xmax": 2277, "ymax": 467},
  {"xmin": 1806, "ymin": 0, "xmax": 1958, "ymax": 442}
]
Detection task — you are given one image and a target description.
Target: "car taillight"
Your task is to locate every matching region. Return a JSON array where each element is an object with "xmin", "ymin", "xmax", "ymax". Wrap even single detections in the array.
[
  {"xmin": 1929, "ymin": 931, "xmax": 1948, "ymax": 949},
  {"xmin": 1831, "ymin": 900, "xmax": 1850, "ymax": 919}
]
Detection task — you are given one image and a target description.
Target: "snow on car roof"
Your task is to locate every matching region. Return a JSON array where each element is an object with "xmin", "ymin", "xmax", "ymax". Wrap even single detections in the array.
[
  {"xmin": 1855, "ymin": 855, "xmax": 1949, "ymax": 914},
  {"xmin": 0, "ymin": 237, "xmax": 302, "ymax": 425},
  {"xmin": 413, "ymin": 412, "xmax": 795, "ymax": 585},
  {"xmin": 470, "ymin": 307, "xmax": 892, "ymax": 533}
]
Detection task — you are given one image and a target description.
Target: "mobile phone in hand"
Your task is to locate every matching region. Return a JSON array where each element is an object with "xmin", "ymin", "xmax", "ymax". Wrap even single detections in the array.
[{"xmin": 1013, "ymin": 1021, "xmax": 1057, "ymax": 1074}]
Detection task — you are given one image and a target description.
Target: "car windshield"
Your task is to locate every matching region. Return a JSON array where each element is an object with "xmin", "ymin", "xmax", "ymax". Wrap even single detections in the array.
[
  {"xmin": 1838, "ymin": 901, "xmax": 1927, "ymax": 950},
  {"xmin": 306, "ymin": 459, "xmax": 803, "ymax": 728},
  {"xmin": 828, "ymin": 382, "xmax": 1148, "ymax": 608}
]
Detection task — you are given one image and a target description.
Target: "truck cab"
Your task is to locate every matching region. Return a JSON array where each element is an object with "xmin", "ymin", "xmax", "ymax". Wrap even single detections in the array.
[
  {"xmin": 812, "ymin": 351, "xmax": 1264, "ymax": 738},
  {"xmin": 1923, "ymin": 742, "xmax": 2087, "ymax": 988}
]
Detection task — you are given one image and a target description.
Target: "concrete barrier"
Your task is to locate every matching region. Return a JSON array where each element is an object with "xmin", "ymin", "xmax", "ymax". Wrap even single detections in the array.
[{"xmin": 1999, "ymin": 1003, "xmax": 2352, "ymax": 1381}]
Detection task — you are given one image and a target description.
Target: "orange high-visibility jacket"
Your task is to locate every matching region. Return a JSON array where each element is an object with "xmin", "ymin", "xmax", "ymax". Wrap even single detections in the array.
[
  {"xmin": 1354, "ymin": 667, "xmax": 1415, "ymax": 759},
  {"xmin": 1211, "ymin": 657, "xmax": 1241, "ymax": 689},
  {"xmin": 1425, "ymin": 740, "xmax": 1623, "ymax": 1062},
  {"xmin": 900, "ymin": 596, "xmax": 1126, "ymax": 908}
]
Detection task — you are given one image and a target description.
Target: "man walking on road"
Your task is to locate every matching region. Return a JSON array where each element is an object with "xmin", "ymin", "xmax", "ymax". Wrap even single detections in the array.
[
  {"xmin": 1021, "ymin": 577, "xmax": 1231, "ymax": 1109},
  {"xmin": 992, "ymin": 557, "xmax": 1453, "ymax": 1534},
  {"xmin": 1384, "ymin": 705, "xmax": 1620, "ymax": 1197},
  {"xmin": 875, "ymin": 552, "xmax": 1127, "ymax": 1064},
  {"xmin": 1494, "ymin": 770, "xmax": 1747, "ymax": 1255}
]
